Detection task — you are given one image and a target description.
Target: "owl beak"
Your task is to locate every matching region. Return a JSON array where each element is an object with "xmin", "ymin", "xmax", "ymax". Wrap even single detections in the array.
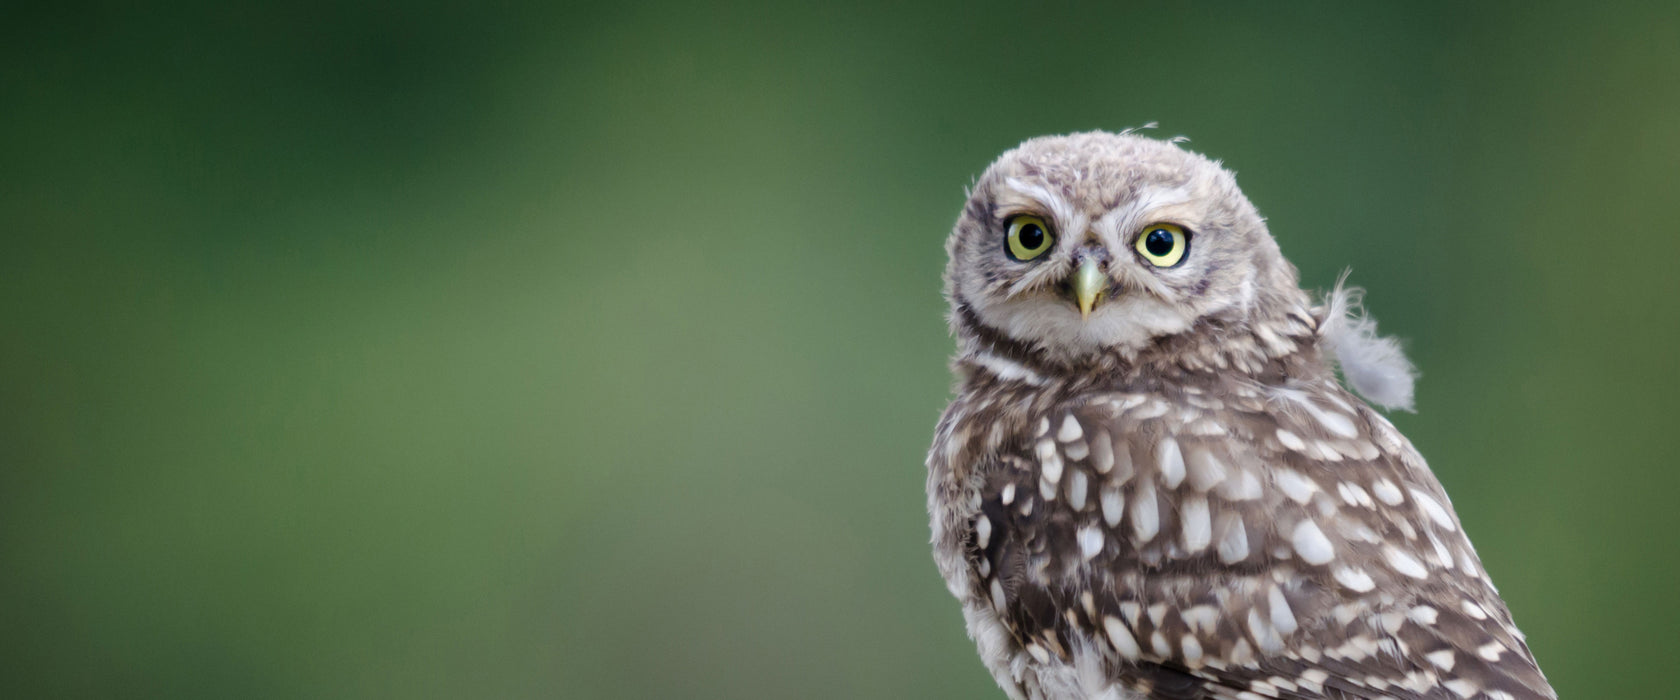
[{"xmin": 1073, "ymin": 258, "xmax": 1106, "ymax": 320}]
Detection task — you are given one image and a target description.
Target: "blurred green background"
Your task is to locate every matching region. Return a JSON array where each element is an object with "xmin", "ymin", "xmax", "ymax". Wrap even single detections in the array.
[{"xmin": 4, "ymin": 1, "xmax": 1677, "ymax": 698}]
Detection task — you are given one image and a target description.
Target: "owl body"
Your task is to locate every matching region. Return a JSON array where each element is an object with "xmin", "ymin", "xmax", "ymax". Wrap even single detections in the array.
[{"xmin": 927, "ymin": 132, "xmax": 1553, "ymax": 700}]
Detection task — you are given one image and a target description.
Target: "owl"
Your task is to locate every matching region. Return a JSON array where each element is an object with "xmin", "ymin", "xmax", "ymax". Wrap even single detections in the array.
[{"xmin": 926, "ymin": 131, "xmax": 1555, "ymax": 700}]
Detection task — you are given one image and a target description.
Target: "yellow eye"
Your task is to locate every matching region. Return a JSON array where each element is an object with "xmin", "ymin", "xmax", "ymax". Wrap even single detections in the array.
[
  {"xmin": 1006, "ymin": 215, "xmax": 1055, "ymax": 261},
  {"xmin": 1135, "ymin": 223, "xmax": 1188, "ymax": 267}
]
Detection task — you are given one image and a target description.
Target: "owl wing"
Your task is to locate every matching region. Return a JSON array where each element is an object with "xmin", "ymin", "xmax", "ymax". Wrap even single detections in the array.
[{"xmin": 967, "ymin": 385, "xmax": 1554, "ymax": 700}]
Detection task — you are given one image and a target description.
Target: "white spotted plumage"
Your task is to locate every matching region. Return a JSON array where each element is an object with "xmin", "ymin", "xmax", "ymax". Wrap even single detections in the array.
[{"xmin": 927, "ymin": 131, "xmax": 1554, "ymax": 700}]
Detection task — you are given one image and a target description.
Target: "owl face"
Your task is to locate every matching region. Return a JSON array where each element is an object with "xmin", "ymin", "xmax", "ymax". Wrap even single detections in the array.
[{"xmin": 946, "ymin": 132, "xmax": 1301, "ymax": 365}]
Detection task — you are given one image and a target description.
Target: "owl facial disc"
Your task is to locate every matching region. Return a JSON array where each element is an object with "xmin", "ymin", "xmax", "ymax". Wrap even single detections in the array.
[{"xmin": 944, "ymin": 131, "xmax": 1310, "ymax": 365}]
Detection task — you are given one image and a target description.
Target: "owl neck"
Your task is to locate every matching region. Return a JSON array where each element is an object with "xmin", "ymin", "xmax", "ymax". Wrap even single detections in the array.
[{"xmin": 953, "ymin": 299, "xmax": 1329, "ymax": 392}]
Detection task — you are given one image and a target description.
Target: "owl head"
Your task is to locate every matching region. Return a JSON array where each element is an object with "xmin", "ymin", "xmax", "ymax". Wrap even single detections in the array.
[
  {"xmin": 945, "ymin": 130, "xmax": 1416, "ymax": 409},
  {"xmin": 945, "ymin": 131, "xmax": 1307, "ymax": 365}
]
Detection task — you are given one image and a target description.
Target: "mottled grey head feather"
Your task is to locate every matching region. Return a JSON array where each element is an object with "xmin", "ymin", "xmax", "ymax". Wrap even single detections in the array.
[
  {"xmin": 944, "ymin": 131, "xmax": 1308, "ymax": 367},
  {"xmin": 1319, "ymin": 274, "xmax": 1417, "ymax": 411}
]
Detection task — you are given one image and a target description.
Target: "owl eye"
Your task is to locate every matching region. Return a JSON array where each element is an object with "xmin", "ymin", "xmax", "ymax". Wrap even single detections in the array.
[
  {"xmin": 1135, "ymin": 223, "xmax": 1189, "ymax": 268},
  {"xmin": 1005, "ymin": 216, "xmax": 1055, "ymax": 261}
]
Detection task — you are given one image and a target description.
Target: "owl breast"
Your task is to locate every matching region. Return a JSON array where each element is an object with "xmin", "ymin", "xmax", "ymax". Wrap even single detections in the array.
[{"xmin": 928, "ymin": 372, "xmax": 1545, "ymax": 699}]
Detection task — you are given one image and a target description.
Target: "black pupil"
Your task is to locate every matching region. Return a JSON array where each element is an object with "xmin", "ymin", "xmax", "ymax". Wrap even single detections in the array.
[
  {"xmin": 1145, "ymin": 228, "xmax": 1175, "ymax": 256},
  {"xmin": 1018, "ymin": 223, "xmax": 1044, "ymax": 250}
]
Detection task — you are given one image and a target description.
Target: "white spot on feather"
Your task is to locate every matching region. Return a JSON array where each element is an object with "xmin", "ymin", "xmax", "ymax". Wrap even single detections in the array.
[
  {"xmin": 1037, "ymin": 440, "xmax": 1063, "ymax": 485},
  {"xmin": 1119, "ymin": 602, "xmax": 1141, "ymax": 628},
  {"xmin": 1217, "ymin": 513, "xmax": 1249, "ymax": 563},
  {"xmin": 1150, "ymin": 631, "xmax": 1170, "ymax": 657},
  {"xmin": 1157, "ymin": 437, "xmax": 1185, "ymax": 488},
  {"xmin": 1130, "ymin": 399, "xmax": 1169, "ymax": 420},
  {"xmin": 1058, "ymin": 414, "xmax": 1084, "ymax": 442},
  {"xmin": 1180, "ymin": 635, "xmax": 1204, "ymax": 667},
  {"xmin": 1109, "ymin": 437, "xmax": 1135, "ymax": 482},
  {"xmin": 1185, "ymin": 445, "xmax": 1227, "ymax": 491},
  {"xmin": 1102, "ymin": 616, "xmax": 1141, "ymax": 660},
  {"xmin": 1218, "ymin": 470, "xmax": 1262, "ymax": 501},
  {"xmin": 1089, "ymin": 430, "xmax": 1114, "ymax": 473},
  {"xmin": 1276, "ymin": 429, "xmax": 1307, "ymax": 452},
  {"xmin": 1338, "ymin": 481, "xmax": 1373, "ymax": 508},
  {"xmin": 1100, "ymin": 484, "xmax": 1123, "ymax": 527},
  {"xmin": 1313, "ymin": 406, "xmax": 1359, "ymax": 439},
  {"xmin": 1181, "ymin": 497, "xmax": 1211, "ymax": 552},
  {"xmin": 1247, "ymin": 608, "xmax": 1284, "ymax": 654},
  {"xmin": 1383, "ymin": 544, "xmax": 1429, "ymax": 579},
  {"xmin": 1229, "ymin": 638, "xmax": 1255, "ymax": 666},
  {"xmin": 1334, "ymin": 567, "xmax": 1375, "ymax": 592},
  {"xmin": 1291, "ymin": 520, "xmax": 1334, "ymax": 564},
  {"xmin": 1477, "ymin": 641, "xmax": 1506, "ymax": 661},
  {"xmin": 1077, "ymin": 525, "xmax": 1104, "ymax": 561},
  {"xmin": 1268, "ymin": 585, "xmax": 1298, "ymax": 634},
  {"xmin": 1181, "ymin": 606, "xmax": 1218, "ymax": 635},
  {"xmin": 1131, "ymin": 480, "xmax": 1159, "ymax": 542},
  {"xmin": 1410, "ymin": 488, "xmax": 1456, "ymax": 531},
  {"xmin": 1274, "ymin": 469, "xmax": 1318, "ymax": 504},
  {"xmin": 1444, "ymin": 679, "xmax": 1478, "ymax": 697},
  {"xmin": 1301, "ymin": 669, "xmax": 1330, "ymax": 689},
  {"xmin": 1067, "ymin": 470, "xmax": 1088, "ymax": 510},
  {"xmin": 1372, "ymin": 478, "xmax": 1403, "ymax": 505}
]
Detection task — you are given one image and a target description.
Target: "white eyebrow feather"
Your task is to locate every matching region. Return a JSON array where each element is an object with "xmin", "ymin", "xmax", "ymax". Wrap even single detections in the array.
[
  {"xmin": 1004, "ymin": 177, "xmax": 1078, "ymax": 228},
  {"xmin": 1093, "ymin": 184, "xmax": 1194, "ymax": 241},
  {"xmin": 1127, "ymin": 184, "xmax": 1193, "ymax": 216}
]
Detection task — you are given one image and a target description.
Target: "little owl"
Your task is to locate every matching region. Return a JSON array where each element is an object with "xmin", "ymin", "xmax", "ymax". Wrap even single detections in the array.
[{"xmin": 926, "ymin": 130, "xmax": 1554, "ymax": 700}]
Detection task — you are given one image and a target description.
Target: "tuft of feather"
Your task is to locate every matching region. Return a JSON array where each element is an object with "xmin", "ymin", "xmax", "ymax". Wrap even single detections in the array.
[{"xmin": 1318, "ymin": 273, "xmax": 1417, "ymax": 411}]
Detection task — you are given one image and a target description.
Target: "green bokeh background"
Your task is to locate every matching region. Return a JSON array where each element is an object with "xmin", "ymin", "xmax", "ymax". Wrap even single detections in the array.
[{"xmin": 5, "ymin": 2, "xmax": 1677, "ymax": 698}]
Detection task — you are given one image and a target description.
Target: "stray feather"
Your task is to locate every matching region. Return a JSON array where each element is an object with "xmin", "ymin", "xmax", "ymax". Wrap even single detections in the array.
[{"xmin": 1319, "ymin": 272, "xmax": 1417, "ymax": 411}]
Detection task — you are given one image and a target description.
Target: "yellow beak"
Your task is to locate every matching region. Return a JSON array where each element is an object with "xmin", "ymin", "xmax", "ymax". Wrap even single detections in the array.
[{"xmin": 1074, "ymin": 259, "xmax": 1105, "ymax": 320}]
